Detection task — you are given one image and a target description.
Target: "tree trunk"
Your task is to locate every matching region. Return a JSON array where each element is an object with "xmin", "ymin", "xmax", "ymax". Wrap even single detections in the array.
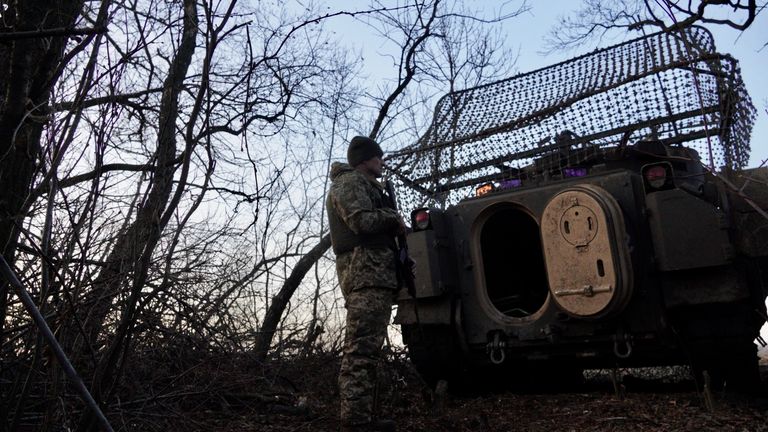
[
  {"xmin": 0, "ymin": 0, "xmax": 85, "ymax": 321},
  {"xmin": 254, "ymin": 233, "xmax": 331, "ymax": 361},
  {"xmin": 69, "ymin": 0, "xmax": 199, "ymax": 360},
  {"xmin": 0, "ymin": 3, "xmax": 85, "ymax": 425}
]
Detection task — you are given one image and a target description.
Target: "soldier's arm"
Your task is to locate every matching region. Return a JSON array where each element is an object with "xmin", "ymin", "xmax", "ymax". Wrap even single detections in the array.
[{"xmin": 332, "ymin": 179, "xmax": 400, "ymax": 235}]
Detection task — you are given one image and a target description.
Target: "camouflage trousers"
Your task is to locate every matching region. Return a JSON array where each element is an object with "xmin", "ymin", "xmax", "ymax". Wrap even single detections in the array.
[{"xmin": 338, "ymin": 286, "xmax": 393, "ymax": 426}]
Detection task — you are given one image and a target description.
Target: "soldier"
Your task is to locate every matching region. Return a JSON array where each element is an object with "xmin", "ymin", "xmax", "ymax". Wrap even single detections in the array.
[{"xmin": 326, "ymin": 135, "xmax": 405, "ymax": 432}]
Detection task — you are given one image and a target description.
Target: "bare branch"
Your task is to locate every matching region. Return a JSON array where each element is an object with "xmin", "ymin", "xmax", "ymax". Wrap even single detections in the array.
[{"xmin": 0, "ymin": 25, "xmax": 106, "ymax": 41}]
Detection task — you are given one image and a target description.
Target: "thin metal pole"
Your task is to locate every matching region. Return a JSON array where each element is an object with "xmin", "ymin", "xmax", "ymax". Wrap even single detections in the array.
[{"xmin": 0, "ymin": 255, "xmax": 115, "ymax": 432}]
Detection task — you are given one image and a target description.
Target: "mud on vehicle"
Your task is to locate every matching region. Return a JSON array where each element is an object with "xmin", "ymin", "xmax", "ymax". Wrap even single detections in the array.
[{"xmin": 385, "ymin": 27, "xmax": 768, "ymax": 391}]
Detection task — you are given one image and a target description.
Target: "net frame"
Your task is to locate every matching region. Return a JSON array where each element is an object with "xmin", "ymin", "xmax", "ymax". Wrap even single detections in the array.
[{"xmin": 385, "ymin": 26, "xmax": 755, "ymax": 212}]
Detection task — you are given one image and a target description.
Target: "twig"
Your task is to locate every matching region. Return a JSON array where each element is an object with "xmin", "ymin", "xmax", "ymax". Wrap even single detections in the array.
[
  {"xmin": 716, "ymin": 171, "xmax": 768, "ymax": 220},
  {"xmin": 702, "ymin": 370, "xmax": 715, "ymax": 413},
  {"xmin": 0, "ymin": 256, "xmax": 115, "ymax": 432},
  {"xmin": 737, "ymin": 157, "xmax": 768, "ymax": 193},
  {"xmin": 0, "ymin": 26, "xmax": 107, "ymax": 41},
  {"xmin": 598, "ymin": 416, "xmax": 629, "ymax": 421}
]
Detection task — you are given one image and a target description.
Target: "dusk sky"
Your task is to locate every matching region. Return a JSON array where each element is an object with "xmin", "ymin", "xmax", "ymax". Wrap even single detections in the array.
[{"xmin": 326, "ymin": 1, "xmax": 767, "ymax": 167}]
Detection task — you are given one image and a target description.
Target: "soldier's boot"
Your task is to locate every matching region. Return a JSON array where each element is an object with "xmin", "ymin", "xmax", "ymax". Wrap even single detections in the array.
[{"xmin": 340, "ymin": 418, "xmax": 396, "ymax": 432}]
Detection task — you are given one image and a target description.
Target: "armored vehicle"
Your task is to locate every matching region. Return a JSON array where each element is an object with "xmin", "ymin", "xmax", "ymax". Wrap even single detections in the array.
[{"xmin": 386, "ymin": 27, "xmax": 767, "ymax": 390}]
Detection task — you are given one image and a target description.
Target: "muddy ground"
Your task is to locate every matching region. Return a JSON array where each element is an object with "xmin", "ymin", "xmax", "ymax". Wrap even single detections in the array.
[{"xmin": 114, "ymin": 352, "xmax": 768, "ymax": 432}]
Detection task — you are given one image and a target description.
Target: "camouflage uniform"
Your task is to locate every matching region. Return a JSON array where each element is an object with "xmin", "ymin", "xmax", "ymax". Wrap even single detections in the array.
[{"xmin": 326, "ymin": 162, "xmax": 400, "ymax": 427}]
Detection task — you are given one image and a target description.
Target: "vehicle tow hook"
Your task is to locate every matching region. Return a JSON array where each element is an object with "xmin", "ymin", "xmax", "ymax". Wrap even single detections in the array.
[
  {"xmin": 613, "ymin": 334, "xmax": 633, "ymax": 359},
  {"xmin": 486, "ymin": 332, "xmax": 507, "ymax": 365}
]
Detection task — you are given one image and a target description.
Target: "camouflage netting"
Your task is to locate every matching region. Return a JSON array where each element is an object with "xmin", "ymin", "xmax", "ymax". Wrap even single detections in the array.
[{"xmin": 385, "ymin": 26, "xmax": 755, "ymax": 212}]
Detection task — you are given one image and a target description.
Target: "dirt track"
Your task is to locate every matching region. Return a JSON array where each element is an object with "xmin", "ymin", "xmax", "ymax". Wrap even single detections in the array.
[{"xmin": 168, "ymin": 354, "xmax": 768, "ymax": 432}]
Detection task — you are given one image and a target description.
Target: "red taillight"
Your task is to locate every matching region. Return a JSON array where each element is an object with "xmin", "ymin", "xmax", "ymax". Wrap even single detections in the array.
[
  {"xmin": 413, "ymin": 209, "xmax": 431, "ymax": 230},
  {"xmin": 644, "ymin": 165, "xmax": 667, "ymax": 189}
]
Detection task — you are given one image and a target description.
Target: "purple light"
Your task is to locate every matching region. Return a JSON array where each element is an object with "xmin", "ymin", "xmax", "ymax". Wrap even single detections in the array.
[
  {"xmin": 564, "ymin": 167, "xmax": 588, "ymax": 178},
  {"xmin": 499, "ymin": 179, "xmax": 522, "ymax": 189}
]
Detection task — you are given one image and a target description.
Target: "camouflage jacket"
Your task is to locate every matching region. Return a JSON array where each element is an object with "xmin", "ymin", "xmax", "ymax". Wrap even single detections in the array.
[{"xmin": 326, "ymin": 162, "xmax": 400, "ymax": 294}]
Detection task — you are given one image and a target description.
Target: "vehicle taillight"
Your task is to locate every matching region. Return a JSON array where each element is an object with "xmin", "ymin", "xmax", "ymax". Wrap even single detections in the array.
[
  {"xmin": 476, "ymin": 183, "xmax": 494, "ymax": 196},
  {"xmin": 644, "ymin": 164, "xmax": 668, "ymax": 189},
  {"xmin": 412, "ymin": 209, "xmax": 431, "ymax": 231}
]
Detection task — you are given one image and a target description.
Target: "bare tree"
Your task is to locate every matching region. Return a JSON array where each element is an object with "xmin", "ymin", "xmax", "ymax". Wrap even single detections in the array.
[
  {"xmin": 0, "ymin": 0, "xmax": 92, "ymax": 346},
  {"xmin": 0, "ymin": 1, "xmax": 112, "ymax": 427},
  {"xmin": 2, "ymin": 0, "xmax": 362, "ymax": 428},
  {"xmin": 253, "ymin": 0, "xmax": 529, "ymax": 362},
  {"xmin": 1, "ymin": 0, "xmax": 530, "ymax": 428},
  {"xmin": 545, "ymin": 0, "xmax": 760, "ymax": 51}
]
